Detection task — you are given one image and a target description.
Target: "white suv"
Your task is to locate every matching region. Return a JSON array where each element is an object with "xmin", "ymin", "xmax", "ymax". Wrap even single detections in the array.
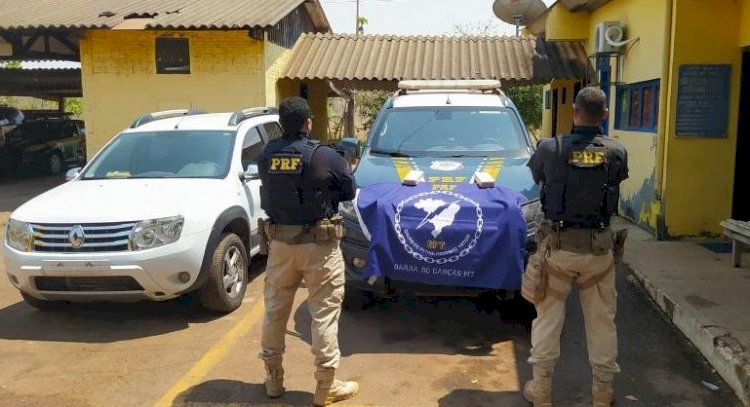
[{"xmin": 3, "ymin": 108, "xmax": 282, "ymax": 312}]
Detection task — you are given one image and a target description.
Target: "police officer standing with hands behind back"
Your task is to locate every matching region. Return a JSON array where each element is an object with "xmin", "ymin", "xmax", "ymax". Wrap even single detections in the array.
[
  {"xmin": 257, "ymin": 96, "xmax": 358, "ymax": 406},
  {"xmin": 522, "ymin": 86, "xmax": 629, "ymax": 407}
]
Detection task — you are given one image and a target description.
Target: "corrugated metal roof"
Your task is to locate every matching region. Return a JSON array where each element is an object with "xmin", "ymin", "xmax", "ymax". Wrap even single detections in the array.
[
  {"xmin": 0, "ymin": 0, "xmax": 328, "ymax": 30},
  {"xmin": 282, "ymin": 33, "xmax": 589, "ymax": 84}
]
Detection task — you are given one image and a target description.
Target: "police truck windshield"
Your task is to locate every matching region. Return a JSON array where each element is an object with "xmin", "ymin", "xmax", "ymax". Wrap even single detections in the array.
[
  {"xmin": 370, "ymin": 107, "xmax": 528, "ymax": 157},
  {"xmin": 82, "ymin": 130, "xmax": 235, "ymax": 179}
]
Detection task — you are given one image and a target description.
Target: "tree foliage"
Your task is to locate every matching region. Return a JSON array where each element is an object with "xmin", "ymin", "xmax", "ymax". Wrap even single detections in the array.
[
  {"xmin": 64, "ymin": 98, "xmax": 84, "ymax": 118},
  {"xmin": 0, "ymin": 60, "xmax": 21, "ymax": 69},
  {"xmin": 355, "ymin": 90, "xmax": 391, "ymax": 136},
  {"xmin": 504, "ymin": 84, "xmax": 543, "ymax": 130}
]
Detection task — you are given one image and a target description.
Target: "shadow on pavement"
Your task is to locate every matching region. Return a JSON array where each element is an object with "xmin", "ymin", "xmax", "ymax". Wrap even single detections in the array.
[
  {"xmin": 0, "ymin": 257, "xmax": 267, "ymax": 343},
  {"xmin": 0, "ymin": 294, "xmax": 219, "ymax": 343},
  {"xmin": 292, "ymin": 295, "xmax": 530, "ymax": 357},
  {"xmin": 437, "ymin": 389, "xmax": 527, "ymax": 407},
  {"xmin": 172, "ymin": 379, "xmax": 310, "ymax": 407}
]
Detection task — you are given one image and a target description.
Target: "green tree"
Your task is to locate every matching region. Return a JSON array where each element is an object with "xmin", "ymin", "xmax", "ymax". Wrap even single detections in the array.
[
  {"xmin": 356, "ymin": 16, "xmax": 369, "ymax": 34},
  {"xmin": 0, "ymin": 60, "xmax": 21, "ymax": 69},
  {"xmin": 504, "ymin": 84, "xmax": 543, "ymax": 131},
  {"xmin": 355, "ymin": 90, "xmax": 391, "ymax": 136},
  {"xmin": 65, "ymin": 98, "xmax": 84, "ymax": 118}
]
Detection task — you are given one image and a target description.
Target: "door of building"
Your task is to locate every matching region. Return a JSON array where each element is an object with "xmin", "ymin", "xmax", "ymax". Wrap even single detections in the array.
[
  {"xmin": 552, "ymin": 89, "xmax": 559, "ymax": 136},
  {"xmin": 732, "ymin": 50, "xmax": 750, "ymax": 220}
]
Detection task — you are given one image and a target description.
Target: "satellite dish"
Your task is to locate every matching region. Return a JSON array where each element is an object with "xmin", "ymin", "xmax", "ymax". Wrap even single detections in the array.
[{"xmin": 493, "ymin": 0, "xmax": 548, "ymax": 35}]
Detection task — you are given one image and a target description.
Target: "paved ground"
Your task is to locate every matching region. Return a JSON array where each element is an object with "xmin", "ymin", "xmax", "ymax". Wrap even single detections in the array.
[{"xmin": 0, "ymin": 176, "xmax": 742, "ymax": 407}]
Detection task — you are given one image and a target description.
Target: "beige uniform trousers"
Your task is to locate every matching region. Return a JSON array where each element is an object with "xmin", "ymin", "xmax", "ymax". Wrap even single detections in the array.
[
  {"xmin": 528, "ymin": 244, "xmax": 620, "ymax": 376},
  {"xmin": 259, "ymin": 236, "xmax": 345, "ymax": 369}
]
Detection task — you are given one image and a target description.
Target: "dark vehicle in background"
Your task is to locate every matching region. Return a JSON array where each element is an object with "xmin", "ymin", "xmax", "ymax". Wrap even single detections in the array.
[{"xmin": 3, "ymin": 114, "xmax": 86, "ymax": 175}]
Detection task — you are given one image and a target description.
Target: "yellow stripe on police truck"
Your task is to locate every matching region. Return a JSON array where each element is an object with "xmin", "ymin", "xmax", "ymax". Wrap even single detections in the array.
[
  {"xmin": 481, "ymin": 158, "xmax": 506, "ymax": 179},
  {"xmin": 393, "ymin": 158, "xmax": 415, "ymax": 182}
]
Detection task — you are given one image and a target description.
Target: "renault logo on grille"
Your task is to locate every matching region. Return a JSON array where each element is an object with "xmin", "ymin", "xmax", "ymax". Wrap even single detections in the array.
[{"xmin": 68, "ymin": 225, "xmax": 86, "ymax": 249}]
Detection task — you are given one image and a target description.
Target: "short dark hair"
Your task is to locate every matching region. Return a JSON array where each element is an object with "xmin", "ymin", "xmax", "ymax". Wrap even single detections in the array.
[
  {"xmin": 279, "ymin": 96, "xmax": 313, "ymax": 135},
  {"xmin": 574, "ymin": 86, "xmax": 607, "ymax": 120}
]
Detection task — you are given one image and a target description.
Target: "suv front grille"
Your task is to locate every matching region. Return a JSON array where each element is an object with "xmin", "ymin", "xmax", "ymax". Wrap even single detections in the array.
[
  {"xmin": 31, "ymin": 222, "xmax": 137, "ymax": 253},
  {"xmin": 34, "ymin": 276, "xmax": 144, "ymax": 292}
]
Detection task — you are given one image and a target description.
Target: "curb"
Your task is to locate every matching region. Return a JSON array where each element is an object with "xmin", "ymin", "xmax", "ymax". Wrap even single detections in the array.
[{"xmin": 625, "ymin": 257, "xmax": 750, "ymax": 406}]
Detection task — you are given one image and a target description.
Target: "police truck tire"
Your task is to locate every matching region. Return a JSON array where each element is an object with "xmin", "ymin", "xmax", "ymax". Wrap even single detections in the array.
[
  {"xmin": 21, "ymin": 292, "xmax": 62, "ymax": 311},
  {"xmin": 343, "ymin": 287, "xmax": 375, "ymax": 311},
  {"xmin": 198, "ymin": 233, "xmax": 248, "ymax": 313}
]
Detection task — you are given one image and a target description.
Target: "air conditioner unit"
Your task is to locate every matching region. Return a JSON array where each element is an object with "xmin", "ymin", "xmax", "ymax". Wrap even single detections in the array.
[{"xmin": 595, "ymin": 21, "xmax": 625, "ymax": 54}]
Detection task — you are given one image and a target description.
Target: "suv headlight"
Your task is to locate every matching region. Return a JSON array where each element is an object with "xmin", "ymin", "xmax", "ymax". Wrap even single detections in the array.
[
  {"xmin": 130, "ymin": 216, "xmax": 184, "ymax": 250},
  {"xmin": 5, "ymin": 218, "xmax": 33, "ymax": 252},
  {"xmin": 521, "ymin": 199, "xmax": 544, "ymax": 237}
]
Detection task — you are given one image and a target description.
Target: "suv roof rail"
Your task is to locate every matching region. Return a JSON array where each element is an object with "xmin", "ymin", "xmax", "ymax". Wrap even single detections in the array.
[
  {"xmin": 227, "ymin": 106, "xmax": 279, "ymax": 126},
  {"xmin": 130, "ymin": 109, "xmax": 206, "ymax": 128},
  {"xmin": 397, "ymin": 79, "xmax": 502, "ymax": 95}
]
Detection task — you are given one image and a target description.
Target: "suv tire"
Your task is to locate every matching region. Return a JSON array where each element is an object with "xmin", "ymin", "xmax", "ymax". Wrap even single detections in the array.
[
  {"xmin": 48, "ymin": 152, "xmax": 63, "ymax": 175},
  {"xmin": 21, "ymin": 292, "xmax": 63, "ymax": 311},
  {"xmin": 198, "ymin": 233, "xmax": 248, "ymax": 313}
]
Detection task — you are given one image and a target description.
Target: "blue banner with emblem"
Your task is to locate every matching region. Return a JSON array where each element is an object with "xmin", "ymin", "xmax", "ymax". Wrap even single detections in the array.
[{"xmin": 355, "ymin": 182, "xmax": 527, "ymax": 290}]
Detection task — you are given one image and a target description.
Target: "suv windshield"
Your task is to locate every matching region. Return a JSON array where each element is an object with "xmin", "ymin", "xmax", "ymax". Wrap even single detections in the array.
[
  {"xmin": 82, "ymin": 130, "xmax": 235, "ymax": 179},
  {"xmin": 370, "ymin": 107, "xmax": 528, "ymax": 157}
]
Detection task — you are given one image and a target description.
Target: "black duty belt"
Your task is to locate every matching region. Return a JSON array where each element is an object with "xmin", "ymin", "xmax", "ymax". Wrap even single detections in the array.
[{"xmin": 548, "ymin": 219, "xmax": 610, "ymax": 230}]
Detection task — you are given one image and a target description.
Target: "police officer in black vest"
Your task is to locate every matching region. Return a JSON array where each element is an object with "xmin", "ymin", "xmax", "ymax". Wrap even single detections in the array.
[
  {"xmin": 523, "ymin": 86, "xmax": 629, "ymax": 407},
  {"xmin": 256, "ymin": 96, "xmax": 358, "ymax": 406}
]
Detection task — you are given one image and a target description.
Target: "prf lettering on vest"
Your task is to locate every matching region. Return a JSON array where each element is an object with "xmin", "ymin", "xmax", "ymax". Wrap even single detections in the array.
[
  {"xmin": 270, "ymin": 156, "xmax": 302, "ymax": 172},
  {"xmin": 569, "ymin": 150, "xmax": 606, "ymax": 166}
]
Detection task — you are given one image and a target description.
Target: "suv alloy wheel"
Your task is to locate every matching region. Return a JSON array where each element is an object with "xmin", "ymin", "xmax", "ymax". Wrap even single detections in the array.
[
  {"xmin": 48, "ymin": 152, "xmax": 63, "ymax": 175},
  {"xmin": 198, "ymin": 233, "xmax": 248, "ymax": 312}
]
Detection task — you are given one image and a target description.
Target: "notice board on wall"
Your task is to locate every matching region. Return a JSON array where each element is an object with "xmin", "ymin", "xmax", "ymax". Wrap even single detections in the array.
[{"xmin": 675, "ymin": 64, "xmax": 732, "ymax": 137}]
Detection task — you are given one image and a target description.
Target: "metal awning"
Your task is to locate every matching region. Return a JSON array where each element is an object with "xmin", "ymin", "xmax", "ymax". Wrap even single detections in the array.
[
  {"xmin": 0, "ymin": 0, "xmax": 329, "ymax": 31},
  {"xmin": 0, "ymin": 68, "xmax": 81, "ymax": 98},
  {"xmin": 282, "ymin": 33, "xmax": 590, "ymax": 86}
]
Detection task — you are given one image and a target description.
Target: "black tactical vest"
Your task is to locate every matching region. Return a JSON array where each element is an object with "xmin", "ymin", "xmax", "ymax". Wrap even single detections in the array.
[
  {"xmin": 541, "ymin": 128, "xmax": 621, "ymax": 227},
  {"xmin": 259, "ymin": 136, "xmax": 326, "ymax": 225}
]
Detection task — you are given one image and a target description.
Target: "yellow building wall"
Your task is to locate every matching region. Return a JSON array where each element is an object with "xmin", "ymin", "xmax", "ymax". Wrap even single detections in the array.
[
  {"xmin": 80, "ymin": 30, "xmax": 266, "ymax": 156},
  {"xmin": 740, "ymin": 0, "xmax": 750, "ymax": 47},
  {"xmin": 545, "ymin": 5, "xmax": 590, "ymax": 41},
  {"xmin": 588, "ymin": 0, "xmax": 670, "ymax": 232},
  {"xmin": 539, "ymin": 80, "xmax": 577, "ymax": 139},
  {"xmin": 264, "ymin": 38, "xmax": 293, "ymax": 108},
  {"xmin": 661, "ymin": 0, "xmax": 742, "ymax": 236}
]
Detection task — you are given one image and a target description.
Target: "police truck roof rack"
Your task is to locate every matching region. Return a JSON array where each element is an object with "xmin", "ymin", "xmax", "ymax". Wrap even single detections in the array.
[
  {"xmin": 397, "ymin": 80, "xmax": 502, "ymax": 95},
  {"xmin": 228, "ymin": 106, "xmax": 279, "ymax": 126},
  {"xmin": 130, "ymin": 109, "xmax": 206, "ymax": 128}
]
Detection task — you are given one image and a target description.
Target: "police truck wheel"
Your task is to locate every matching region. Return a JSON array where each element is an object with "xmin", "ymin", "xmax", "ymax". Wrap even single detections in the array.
[
  {"xmin": 21, "ymin": 292, "xmax": 63, "ymax": 311},
  {"xmin": 343, "ymin": 287, "xmax": 376, "ymax": 311},
  {"xmin": 198, "ymin": 233, "xmax": 248, "ymax": 313}
]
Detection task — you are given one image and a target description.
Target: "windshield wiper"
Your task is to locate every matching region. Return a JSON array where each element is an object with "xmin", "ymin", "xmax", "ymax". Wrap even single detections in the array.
[{"xmin": 371, "ymin": 149, "xmax": 411, "ymax": 157}]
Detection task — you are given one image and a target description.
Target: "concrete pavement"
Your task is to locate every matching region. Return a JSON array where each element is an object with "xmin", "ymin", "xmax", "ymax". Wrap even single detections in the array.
[
  {"xmin": 0, "ymin": 177, "xmax": 743, "ymax": 406},
  {"xmin": 621, "ymin": 225, "xmax": 750, "ymax": 406}
]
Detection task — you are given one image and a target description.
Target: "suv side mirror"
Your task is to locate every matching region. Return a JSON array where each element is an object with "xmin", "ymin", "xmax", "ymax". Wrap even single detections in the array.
[
  {"xmin": 65, "ymin": 167, "xmax": 81, "ymax": 181},
  {"xmin": 242, "ymin": 164, "xmax": 260, "ymax": 182},
  {"xmin": 340, "ymin": 137, "xmax": 362, "ymax": 163}
]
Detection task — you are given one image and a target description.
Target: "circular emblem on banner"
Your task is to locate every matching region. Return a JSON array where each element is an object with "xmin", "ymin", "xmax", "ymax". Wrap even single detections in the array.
[
  {"xmin": 393, "ymin": 190, "xmax": 483, "ymax": 265},
  {"xmin": 430, "ymin": 160, "xmax": 464, "ymax": 171}
]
